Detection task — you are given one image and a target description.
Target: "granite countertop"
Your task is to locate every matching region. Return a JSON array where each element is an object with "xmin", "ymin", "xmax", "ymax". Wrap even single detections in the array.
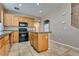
[
  {"xmin": 0, "ymin": 30, "xmax": 52, "ymax": 38},
  {"xmin": 30, "ymin": 32, "xmax": 52, "ymax": 33},
  {"xmin": 0, "ymin": 31, "xmax": 14, "ymax": 38}
]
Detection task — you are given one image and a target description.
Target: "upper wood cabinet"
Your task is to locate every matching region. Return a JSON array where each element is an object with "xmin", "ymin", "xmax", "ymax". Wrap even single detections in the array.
[
  {"xmin": 71, "ymin": 4, "xmax": 79, "ymax": 29},
  {"xmin": 4, "ymin": 14, "xmax": 13, "ymax": 26},
  {"xmin": 12, "ymin": 16, "xmax": 19, "ymax": 26},
  {"xmin": 18, "ymin": 16, "xmax": 34, "ymax": 27},
  {"xmin": 4, "ymin": 14, "xmax": 19, "ymax": 26},
  {"xmin": 4, "ymin": 13, "xmax": 35, "ymax": 27},
  {"xmin": 0, "ymin": 6, "xmax": 4, "ymax": 23},
  {"xmin": 19, "ymin": 17, "xmax": 27, "ymax": 22},
  {"xmin": 28, "ymin": 19, "xmax": 34, "ymax": 27}
]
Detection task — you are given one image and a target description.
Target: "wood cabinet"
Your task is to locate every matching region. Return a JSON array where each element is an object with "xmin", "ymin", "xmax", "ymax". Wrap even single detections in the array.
[
  {"xmin": 11, "ymin": 32, "xmax": 19, "ymax": 44},
  {"xmin": 29, "ymin": 32, "xmax": 48, "ymax": 52},
  {"xmin": 28, "ymin": 19, "xmax": 34, "ymax": 27},
  {"xmin": 4, "ymin": 35, "xmax": 10, "ymax": 55},
  {"xmin": 19, "ymin": 16, "xmax": 34, "ymax": 27},
  {"xmin": 4, "ymin": 14, "xmax": 13, "ymax": 26},
  {"xmin": 4, "ymin": 13, "xmax": 35, "ymax": 27},
  {"xmin": 12, "ymin": 16, "xmax": 19, "ymax": 26},
  {"xmin": 0, "ymin": 34, "xmax": 10, "ymax": 56},
  {"xmin": 13, "ymin": 32, "xmax": 19, "ymax": 43},
  {"xmin": 4, "ymin": 14, "xmax": 19, "ymax": 26},
  {"xmin": 71, "ymin": 4, "xmax": 79, "ymax": 29},
  {"xmin": 0, "ymin": 5, "xmax": 4, "ymax": 23},
  {"xmin": 19, "ymin": 17, "xmax": 27, "ymax": 22},
  {"xmin": 0, "ymin": 37, "xmax": 5, "ymax": 56},
  {"xmin": 0, "ymin": 46, "xmax": 5, "ymax": 56},
  {"xmin": 0, "ymin": 32, "xmax": 19, "ymax": 56}
]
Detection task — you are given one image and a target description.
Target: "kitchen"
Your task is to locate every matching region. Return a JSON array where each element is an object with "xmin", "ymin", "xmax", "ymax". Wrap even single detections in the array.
[
  {"xmin": 0, "ymin": 3, "xmax": 50, "ymax": 56},
  {"xmin": 0, "ymin": 3, "xmax": 79, "ymax": 56}
]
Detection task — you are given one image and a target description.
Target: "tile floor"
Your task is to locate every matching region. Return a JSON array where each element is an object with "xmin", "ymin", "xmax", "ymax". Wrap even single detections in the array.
[{"xmin": 9, "ymin": 40, "xmax": 79, "ymax": 56}]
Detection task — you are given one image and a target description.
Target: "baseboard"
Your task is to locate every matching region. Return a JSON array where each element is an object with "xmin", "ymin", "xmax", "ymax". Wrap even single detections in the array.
[{"xmin": 51, "ymin": 40, "xmax": 79, "ymax": 51}]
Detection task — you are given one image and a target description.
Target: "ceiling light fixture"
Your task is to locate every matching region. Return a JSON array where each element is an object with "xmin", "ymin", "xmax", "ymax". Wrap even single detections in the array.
[
  {"xmin": 18, "ymin": 4, "xmax": 22, "ymax": 7},
  {"xmin": 40, "ymin": 10, "xmax": 42, "ymax": 13}
]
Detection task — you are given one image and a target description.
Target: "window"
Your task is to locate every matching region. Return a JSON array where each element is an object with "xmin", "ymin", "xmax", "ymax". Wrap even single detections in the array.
[{"xmin": 44, "ymin": 20, "xmax": 50, "ymax": 32}]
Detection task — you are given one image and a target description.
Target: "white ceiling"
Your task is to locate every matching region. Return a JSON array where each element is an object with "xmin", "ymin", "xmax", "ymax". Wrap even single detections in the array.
[{"xmin": 2, "ymin": 3, "xmax": 65, "ymax": 17}]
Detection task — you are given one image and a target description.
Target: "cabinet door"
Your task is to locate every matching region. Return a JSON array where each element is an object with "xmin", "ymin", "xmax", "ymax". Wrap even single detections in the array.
[
  {"xmin": 13, "ymin": 32, "xmax": 19, "ymax": 43},
  {"xmin": 4, "ymin": 41, "xmax": 10, "ymax": 56},
  {"xmin": 33, "ymin": 33, "xmax": 38, "ymax": 50},
  {"xmin": 22, "ymin": 17, "xmax": 28, "ymax": 22},
  {"xmin": 30, "ymin": 33, "xmax": 34, "ymax": 46},
  {"xmin": 0, "ymin": 46, "xmax": 5, "ymax": 56},
  {"xmin": 18, "ymin": 17, "xmax": 23, "ymax": 22},
  {"xmin": 0, "ymin": 7, "xmax": 4, "ymax": 23},
  {"xmin": 19, "ymin": 17, "xmax": 28, "ymax": 23},
  {"xmin": 4, "ymin": 14, "xmax": 12, "ymax": 26},
  {"xmin": 10, "ymin": 33, "xmax": 14, "ymax": 45},
  {"xmin": 28, "ymin": 20, "xmax": 34, "ymax": 27},
  {"xmin": 0, "ymin": 38, "xmax": 4, "ymax": 56},
  {"xmin": 4, "ymin": 35, "xmax": 10, "ymax": 56},
  {"xmin": 38, "ymin": 34, "xmax": 48, "ymax": 51},
  {"xmin": 12, "ymin": 16, "xmax": 19, "ymax": 26}
]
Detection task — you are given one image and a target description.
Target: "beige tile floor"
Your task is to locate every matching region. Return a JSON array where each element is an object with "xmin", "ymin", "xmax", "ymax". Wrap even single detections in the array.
[{"xmin": 9, "ymin": 40, "xmax": 79, "ymax": 56}]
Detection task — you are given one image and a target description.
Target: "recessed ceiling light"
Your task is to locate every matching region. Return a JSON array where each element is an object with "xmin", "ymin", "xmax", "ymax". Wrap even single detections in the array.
[
  {"xmin": 37, "ymin": 3, "xmax": 39, "ymax": 6},
  {"xmin": 40, "ymin": 10, "xmax": 42, "ymax": 13},
  {"xmin": 18, "ymin": 4, "xmax": 22, "ymax": 7}
]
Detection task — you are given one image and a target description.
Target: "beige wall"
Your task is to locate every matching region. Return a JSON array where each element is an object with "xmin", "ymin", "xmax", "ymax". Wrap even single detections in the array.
[{"xmin": 40, "ymin": 3, "xmax": 79, "ymax": 48}]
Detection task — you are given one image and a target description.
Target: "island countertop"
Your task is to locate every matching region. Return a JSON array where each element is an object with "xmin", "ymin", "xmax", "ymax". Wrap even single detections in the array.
[{"xmin": 29, "ymin": 32, "xmax": 52, "ymax": 33}]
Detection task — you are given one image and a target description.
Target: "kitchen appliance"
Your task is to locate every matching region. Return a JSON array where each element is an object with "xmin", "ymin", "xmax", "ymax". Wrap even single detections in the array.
[{"xmin": 19, "ymin": 22, "xmax": 28, "ymax": 42}]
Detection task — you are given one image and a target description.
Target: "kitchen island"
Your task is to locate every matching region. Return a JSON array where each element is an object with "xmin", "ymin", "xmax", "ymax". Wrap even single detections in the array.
[{"xmin": 29, "ymin": 32, "xmax": 49, "ymax": 52}]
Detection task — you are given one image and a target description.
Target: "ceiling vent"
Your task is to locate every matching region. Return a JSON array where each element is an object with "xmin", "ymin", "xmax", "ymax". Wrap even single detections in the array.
[{"xmin": 14, "ymin": 7, "xmax": 20, "ymax": 10}]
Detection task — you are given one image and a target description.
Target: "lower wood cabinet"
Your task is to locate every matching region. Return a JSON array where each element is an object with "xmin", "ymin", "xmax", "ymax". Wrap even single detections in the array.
[
  {"xmin": 4, "ymin": 35, "xmax": 10, "ymax": 55},
  {"xmin": 11, "ymin": 32, "xmax": 19, "ymax": 44},
  {"xmin": 13, "ymin": 32, "xmax": 19, "ymax": 43},
  {"xmin": 0, "ymin": 46, "xmax": 5, "ymax": 56},
  {"xmin": 0, "ymin": 34, "xmax": 10, "ymax": 56},
  {"xmin": 0, "ymin": 32, "xmax": 19, "ymax": 56},
  {"xmin": 29, "ymin": 32, "xmax": 48, "ymax": 52},
  {"xmin": 0, "ymin": 38, "xmax": 5, "ymax": 56}
]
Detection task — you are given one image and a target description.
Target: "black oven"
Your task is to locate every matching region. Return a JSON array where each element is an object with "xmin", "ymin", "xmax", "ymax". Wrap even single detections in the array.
[{"xmin": 19, "ymin": 22, "xmax": 28, "ymax": 42}]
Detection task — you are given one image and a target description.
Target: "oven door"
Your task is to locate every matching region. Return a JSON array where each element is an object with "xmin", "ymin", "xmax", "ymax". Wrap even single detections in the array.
[{"xmin": 19, "ymin": 33, "xmax": 28, "ymax": 42}]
